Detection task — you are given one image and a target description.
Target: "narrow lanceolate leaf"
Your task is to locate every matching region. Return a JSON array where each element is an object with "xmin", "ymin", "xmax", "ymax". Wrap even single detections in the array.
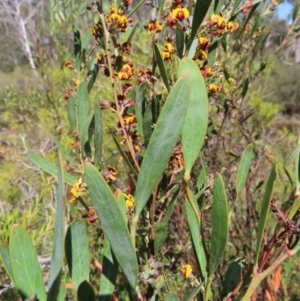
[
  {"xmin": 94, "ymin": 97, "xmax": 103, "ymax": 168},
  {"xmin": 254, "ymin": 165, "xmax": 277, "ymax": 267},
  {"xmin": 77, "ymin": 281, "xmax": 96, "ymax": 301},
  {"xmin": 284, "ymin": 142, "xmax": 300, "ymax": 167},
  {"xmin": 0, "ymin": 245, "xmax": 15, "ymax": 284},
  {"xmin": 236, "ymin": 144, "xmax": 253, "ymax": 195},
  {"xmin": 185, "ymin": 193, "xmax": 207, "ymax": 282},
  {"xmin": 183, "ymin": 285, "xmax": 202, "ymax": 301},
  {"xmin": 53, "ymin": 138, "xmax": 75, "ymax": 166},
  {"xmin": 67, "ymin": 96, "xmax": 76, "ymax": 131},
  {"xmin": 176, "ymin": 26, "xmax": 185, "ymax": 59},
  {"xmin": 135, "ymin": 83, "xmax": 149, "ymax": 141},
  {"xmin": 47, "ymin": 151, "xmax": 65, "ymax": 301},
  {"xmin": 154, "ymin": 223, "xmax": 168, "ymax": 255},
  {"xmin": 178, "ymin": 58, "xmax": 208, "ymax": 175},
  {"xmin": 154, "ymin": 44, "xmax": 170, "ymax": 92},
  {"xmin": 28, "ymin": 154, "xmax": 76, "ymax": 185},
  {"xmin": 76, "ymin": 82, "xmax": 90, "ymax": 150},
  {"xmin": 190, "ymin": 0, "xmax": 212, "ymax": 41},
  {"xmin": 74, "ymin": 27, "xmax": 82, "ymax": 71},
  {"xmin": 98, "ymin": 238, "xmax": 119, "ymax": 301},
  {"xmin": 10, "ymin": 226, "xmax": 47, "ymax": 301},
  {"xmin": 296, "ymin": 151, "xmax": 300, "ymax": 196},
  {"xmin": 85, "ymin": 164, "xmax": 138, "ymax": 288},
  {"xmin": 57, "ymin": 280, "xmax": 66, "ymax": 301},
  {"xmin": 209, "ymin": 173, "xmax": 228, "ymax": 275},
  {"xmin": 65, "ymin": 220, "xmax": 90, "ymax": 290},
  {"xmin": 134, "ymin": 75, "xmax": 191, "ymax": 218}
]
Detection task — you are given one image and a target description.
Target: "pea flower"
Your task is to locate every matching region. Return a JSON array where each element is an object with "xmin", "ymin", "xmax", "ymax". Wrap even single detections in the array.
[{"xmin": 180, "ymin": 264, "xmax": 193, "ymax": 278}]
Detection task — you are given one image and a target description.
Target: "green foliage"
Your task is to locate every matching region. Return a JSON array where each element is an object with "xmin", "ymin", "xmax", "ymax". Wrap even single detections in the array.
[{"xmin": 1, "ymin": 0, "xmax": 300, "ymax": 300}]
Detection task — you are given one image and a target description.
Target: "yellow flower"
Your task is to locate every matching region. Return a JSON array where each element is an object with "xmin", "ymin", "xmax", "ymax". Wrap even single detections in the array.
[
  {"xmin": 210, "ymin": 13, "xmax": 226, "ymax": 28},
  {"xmin": 180, "ymin": 264, "xmax": 192, "ymax": 278},
  {"xmin": 195, "ymin": 49, "xmax": 208, "ymax": 61},
  {"xmin": 109, "ymin": 5, "xmax": 116, "ymax": 14},
  {"xmin": 171, "ymin": 7, "xmax": 190, "ymax": 21},
  {"xmin": 228, "ymin": 77, "xmax": 235, "ymax": 83},
  {"xmin": 124, "ymin": 193, "xmax": 135, "ymax": 209},
  {"xmin": 145, "ymin": 20, "xmax": 163, "ymax": 34},
  {"xmin": 198, "ymin": 37, "xmax": 209, "ymax": 50},
  {"xmin": 163, "ymin": 43, "xmax": 174, "ymax": 53},
  {"xmin": 227, "ymin": 21, "xmax": 239, "ymax": 33},
  {"xmin": 162, "ymin": 51, "xmax": 173, "ymax": 61},
  {"xmin": 69, "ymin": 178, "xmax": 85, "ymax": 204}
]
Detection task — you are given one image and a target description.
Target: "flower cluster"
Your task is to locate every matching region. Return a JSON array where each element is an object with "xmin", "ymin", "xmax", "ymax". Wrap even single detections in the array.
[
  {"xmin": 106, "ymin": 6, "xmax": 132, "ymax": 33},
  {"xmin": 69, "ymin": 178, "xmax": 86, "ymax": 204},
  {"xmin": 144, "ymin": 20, "xmax": 163, "ymax": 34},
  {"xmin": 124, "ymin": 193, "xmax": 135, "ymax": 209},
  {"xmin": 207, "ymin": 13, "xmax": 239, "ymax": 36},
  {"xmin": 162, "ymin": 42, "xmax": 175, "ymax": 61},
  {"xmin": 209, "ymin": 83, "xmax": 223, "ymax": 94}
]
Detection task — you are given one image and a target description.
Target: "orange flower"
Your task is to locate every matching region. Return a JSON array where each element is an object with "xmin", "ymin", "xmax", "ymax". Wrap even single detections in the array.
[
  {"xmin": 145, "ymin": 20, "xmax": 163, "ymax": 34},
  {"xmin": 227, "ymin": 21, "xmax": 239, "ymax": 33},
  {"xmin": 171, "ymin": 7, "xmax": 189, "ymax": 21},
  {"xmin": 180, "ymin": 264, "xmax": 192, "ymax": 278},
  {"xmin": 201, "ymin": 66, "xmax": 214, "ymax": 77},
  {"xmin": 195, "ymin": 49, "xmax": 208, "ymax": 61},
  {"xmin": 199, "ymin": 37, "xmax": 209, "ymax": 51},
  {"xmin": 209, "ymin": 83, "xmax": 222, "ymax": 94}
]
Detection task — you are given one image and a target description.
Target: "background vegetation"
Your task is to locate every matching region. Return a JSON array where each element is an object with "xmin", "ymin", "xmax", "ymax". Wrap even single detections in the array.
[{"xmin": 0, "ymin": 0, "xmax": 300, "ymax": 300}]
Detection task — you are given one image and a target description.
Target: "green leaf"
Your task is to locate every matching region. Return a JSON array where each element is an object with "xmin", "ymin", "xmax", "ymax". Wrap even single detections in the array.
[
  {"xmin": 127, "ymin": 0, "xmax": 145, "ymax": 17},
  {"xmin": 196, "ymin": 166, "xmax": 209, "ymax": 192},
  {"xmin": 178, "ymin": 58, "xmax": 208, "ymax": 174},
  {"xmin": 284, "ymin": 142, "xmax": 300, "ymax": 167},
  {"xmin": 221, "ymin": 258, "xmax": 245, "ymax": 298},
  {"xmin": 76, "ymin": 82, "xmax": 90, "ymax": 150},
  {"xmin": 10, "ymin": 226, "xmax": 46, "ymax": 301},
  {"xmin": 209, "ymin": 173, "xmax": 228, "ymax": 275},
  {"xmin": 190, "ymin": 0, "xmax": 212, "ymax": 41},
  {"xmin": 53, "ymin": 138, "xmax": 75, "ymax": 166},
  {"xmin": 158, "ymin": 0, "xmax": 167, "ymax": 11},
  {"xmin": 81, "ymin": 29, "xmax": 92, "ymax": 52},
  {"xmin": 94, "ymin": 97, "xmax": 103, "ymax": 168},
  {"xmin": 236, "ymin": 144, "xmax": 253, "ymax": 195},
  {"xmin": 254, "ymin": 165, "xmax": 277, "ymax": 267},
  {"xmin": 183, "ymin": 285, "xmax": 202, "ymax": 301},
  {"xmin": 57, "ymin": 280, "xmax": 66, "ymax": 301},
  {"xmin": 115, "ymin": 189, "xmax": 128, "ymax": 222},
  {"xmin": 65, "ymin": 220, "xmax": 90, "ymax": 290},
  {"xmin": 231, "ymin": 0, "xmax": 244, "ymax": 17},
  {"xmin": 47, "ymin": 151, "xmax": 65, "ymax": 301},
  {"xmin": 165, "ymin": 292, "xmax": 180, "ymax": 301},
  {"xmin": 134, "ymin": 75, "xmax": 191, "ymax": 217},
  {"xmin": 112, "ymin": 135, "xmax": 138, "ymax": 177},
  {"xmin": 296, "ymin": 152, "xmax": 300, "ymax": 196},
  {"xmin": 162, "ymin": 187, "xmax": 180, "ymax": 223},
  {"xmin": 208, "ymin": 40, "xmax": 218, "ymax": 67},
  {"xmin": 74, "ymin": 27, "xmax": 82, "ymax": 71},
  {"xmin": 28, "ymin": 154, "xmax": 76, "ymax": 186},
  {"xmin": 67, "ymin": 95, "xmax": 76, "ymax": 131},
  {"xmin": 99, "ymin": 237, "xmax": 119, "ymax": 301},
  {"xmin": 135, "ymin": 83, "xmax": 149, "ymax": 141},
  {"xmin": 77, "ymin": 281, "xmax": 96, "ymax": 301},
  {"xmin": 154, "ymin": 44, "xmax": 170, "ymax": 92},
  {"xmin": 85, "ymin": 164, "xmax": 138, "ymax": 288},
  {"xmin": 185, "ymin": 193, "xmax": 207, "ymax": 282},
  {"xmin": 293, "ymin": 3, "xmax": 300, "ymax": 23},
  {"xmin": 87, "ymin": 60, "xmax": 99, "ymax": 93},
  {"xmin": 242, "ymin": 78, "xmax": 249, "ymax": 98},
  {"xmin": 187, "ymin": 39, "xmax": 198, "ymax": 59},
  {"xmin": 154, "ymin": 223, "xmax": 168, "ymax": 255},
  {"xmin": 176, "ymin": 26, "xmax": 185, "ymax": 59},
  {"xmin": 0, "ymin": 245, "xmax": 15, "ymax": 284}
]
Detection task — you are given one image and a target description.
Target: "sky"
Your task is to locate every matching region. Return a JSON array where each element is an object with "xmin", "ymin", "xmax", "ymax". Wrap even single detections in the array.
[{"xmin": 277, "ymin": 1, "xmax": 294, "ymax": 22}]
